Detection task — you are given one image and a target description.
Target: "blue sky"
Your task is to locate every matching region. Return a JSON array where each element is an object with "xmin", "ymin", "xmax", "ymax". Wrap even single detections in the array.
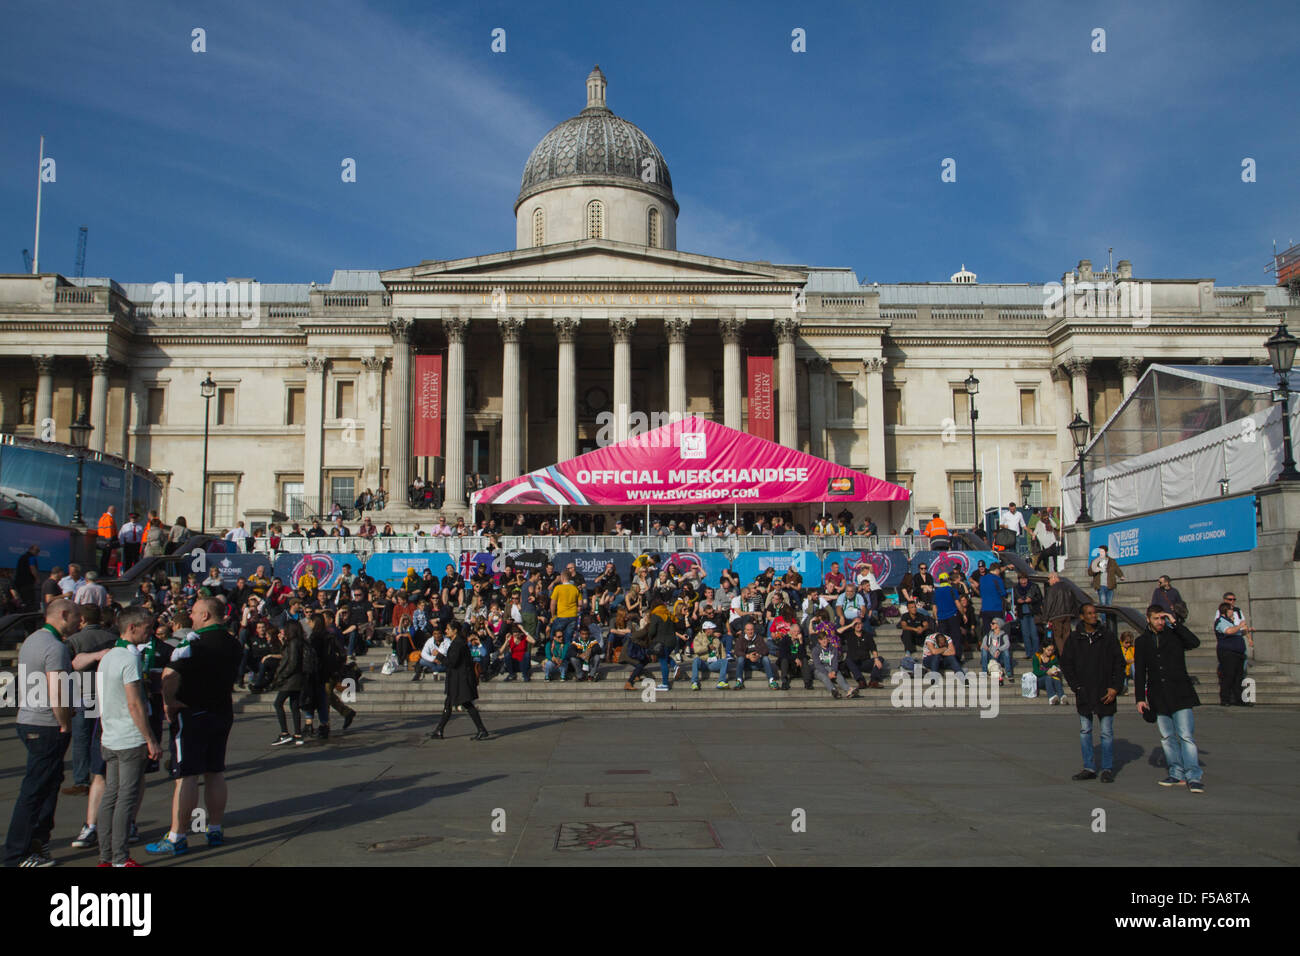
[{"xmin": 2, "ymin": 0, "xmax": 1297, "ymax": 286}]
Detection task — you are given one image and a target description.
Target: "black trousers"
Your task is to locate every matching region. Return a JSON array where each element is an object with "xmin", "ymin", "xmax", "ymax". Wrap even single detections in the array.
[
  {"xmin": 1217, "ymin": 648, "xmax": 1247, "ymax": 705},
  {"xmin": 435, "ymin": 697, "xmax": 486, "ymax": 734}
]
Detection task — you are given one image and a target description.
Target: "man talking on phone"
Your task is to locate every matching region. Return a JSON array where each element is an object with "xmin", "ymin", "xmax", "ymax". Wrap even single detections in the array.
[{"xmin": 1134, "ymin": 605, "xmax": 1204, "ymax": 793}]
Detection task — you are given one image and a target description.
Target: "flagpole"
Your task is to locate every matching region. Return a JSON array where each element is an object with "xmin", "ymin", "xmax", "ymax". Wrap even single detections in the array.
[{"xmin": 32, "ymin": 135, "xmax": 45, "ymax": 274}]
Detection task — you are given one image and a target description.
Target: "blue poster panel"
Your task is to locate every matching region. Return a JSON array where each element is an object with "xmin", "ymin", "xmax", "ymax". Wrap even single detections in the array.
[
  {"xmin": 1089, "ymin": 496, "xmax": 1257, "ymax": 566},
  {"xmin": 365, "ymin": 552, "xmax": 455, "ymax": 587},
  {"xmin": 206, "ymin": 553, "xmax": 272, "ymax": 587},
  {"xmin": 730, "ymin": 551, "xmax": 823, "ymax": 584},
  {"xmin": 823, "ymin": 550, "xmax": 1002, "ymax": 588}
]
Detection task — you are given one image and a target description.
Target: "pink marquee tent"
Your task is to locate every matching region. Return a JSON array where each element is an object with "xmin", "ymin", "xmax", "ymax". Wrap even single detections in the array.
[{"xmin": 471, "ymin": 417, "xmax": 910, "ymax": 511}]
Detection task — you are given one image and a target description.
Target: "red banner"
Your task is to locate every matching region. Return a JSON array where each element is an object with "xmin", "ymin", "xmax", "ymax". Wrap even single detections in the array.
[
  {"xmin": 414, "ymin": 354, "xmax": 443, "ymax": 457},
  {"xmin": 747, "ymin": 355, "xmax": 774, "ymax": 441}
]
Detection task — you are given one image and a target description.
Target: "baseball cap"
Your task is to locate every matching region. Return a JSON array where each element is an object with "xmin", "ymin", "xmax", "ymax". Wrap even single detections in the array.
[
  {"xmin": 938, "ymin": 572, "xmax": 950, "ymax": 582},
  {"xmin": 702, "ymin": 620, "xmax": 716, "ymax": 630}
]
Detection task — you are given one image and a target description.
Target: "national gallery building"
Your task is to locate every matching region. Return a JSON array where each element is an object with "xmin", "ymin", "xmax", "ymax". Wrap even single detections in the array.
[{"xmin": 0, "ymin": 66, "xmax": 1292, "ymax": 530}]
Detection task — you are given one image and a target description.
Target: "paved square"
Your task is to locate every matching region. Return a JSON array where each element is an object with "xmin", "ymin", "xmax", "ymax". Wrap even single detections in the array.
[{"xmin": 1, "ymin": 708, "xmax": 1296, "ymax": 866}]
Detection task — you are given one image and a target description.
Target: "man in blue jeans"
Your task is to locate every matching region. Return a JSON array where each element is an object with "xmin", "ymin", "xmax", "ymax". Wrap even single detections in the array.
[
  {"xmin": 1060, "ymin": 604, "xmax": 1125, "ymax": 784},
  {"xmin": 1134, "ymin": 605, "xmax": 1205, "ymax": 792},
  {"xmin": 4, "ymin": 598, "xmax": 81, "ymax": 867},
  {"xmin": 1012, "ymin": 571, "xmax": 1042, "ymax": 662}
]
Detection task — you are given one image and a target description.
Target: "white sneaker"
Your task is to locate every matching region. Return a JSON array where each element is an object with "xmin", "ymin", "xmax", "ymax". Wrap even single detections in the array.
[
  {"xmin": 71, "ymin": 824, "xmax": 97, "ymax": 848},
  {"xmin": 655, "ymin": 683, "xmax": 669, "ymax": 691}
]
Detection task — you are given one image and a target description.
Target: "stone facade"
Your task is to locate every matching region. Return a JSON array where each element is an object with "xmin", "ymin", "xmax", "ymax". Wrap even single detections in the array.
[{"xmin": 0, "ymin": 70, "xmax": 1293, "ymax": 531}]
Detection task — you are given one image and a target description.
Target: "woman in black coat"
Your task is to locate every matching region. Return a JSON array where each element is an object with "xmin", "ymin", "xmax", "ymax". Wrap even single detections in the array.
[
  {"xmin": 270, "ymin": 620, "xmax": 306, "ymax": 746},
  {"xmin": 429, "ymin": 621, "xmax": 491, "ymax": 740}
]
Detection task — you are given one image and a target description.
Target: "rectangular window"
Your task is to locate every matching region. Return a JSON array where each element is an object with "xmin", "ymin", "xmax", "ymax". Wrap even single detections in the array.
[
  {"xmin": 286, "ymin": 387, "xmax": 305, "ymax": 426},
  {"xmin": 1019, "ymin": 388, "xmax": 1037, "ymax": 426},
  {"xmin": 884, "ymin": 388, "xmax": 902, "ymax": 426},
  {"xmin": 216, "ymin": 388, "xmax": 235, "ymax": 425},
  {"xmin": 952, "ymin": 478, "xmax": 975, "ymax": 526},
  {"xmin": 835, "ymin": 381, "xmax": 854, "ymax": 420},
  {"xmin": 210, "ymin": 481, "xmax": 235, "ymax": 529},
  {"xmin": 283, "ymin": 481, "xmax": 305, "ymax": 519},
  {"xmin": 146, "ymin": 388, "xmax": 165, "ymax": 426},
  {"xmin": 952, "ymin": 390, "xmax": 971, "ymax": 427},
  {"xmin": 335, "ymin": 381, "xmax": 355, "ymax": 420},
  {"xmin": 329, "ymin": 476, "xmax": 355, "ymax": 511}
]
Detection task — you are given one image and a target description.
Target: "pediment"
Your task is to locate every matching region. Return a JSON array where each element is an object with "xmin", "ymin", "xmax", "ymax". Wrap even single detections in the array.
[{"xmin": 381, "ymin": 239, "xmax": 804, "ymax": 286}]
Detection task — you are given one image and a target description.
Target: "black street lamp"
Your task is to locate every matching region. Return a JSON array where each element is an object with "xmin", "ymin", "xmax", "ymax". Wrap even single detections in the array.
[
  {"xmin": 1020, "ymin": 476, "xmax": 1033, "ymax": 509},
  {"xmin": 68, "ymin": 413, "xmax": 92, "ymax": 526},
  {"xmin": 1265, "ymin": 322, "xmax": 1299, "ymax": 481},
  {"xmin": 1069, "ymin": 412, "xmax": 1092, "ymax": 523},
  {"xmin": 965, "ymin": 371, "xmax": 980, "ymax": 532},
  {"xmin": 200, "ymin": 372, "xmax": 217, "ymax": 532}
]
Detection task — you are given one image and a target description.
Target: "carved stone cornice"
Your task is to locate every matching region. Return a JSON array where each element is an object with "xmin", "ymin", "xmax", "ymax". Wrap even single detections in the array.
[
  {"xmin": 498, "ymin": 315, "xmax": 526, "ymax": 344},
  {"xmin": 773, "ymin": 315, "xmax": 800, "ymax": 344},
  {"xmin": 553, "ymin": 315, "xmax": 580, "ymax": 344},
  {"xmin": 663, "ymin": 314, "xmax": 691, "ymax": 345},
  {"xmin": 609, "ymin": 316, "xmax": 637, "ymax": 344},
  {"xmin": 718, "ymin": 315, "xmax": 746, "ymax": 344}
]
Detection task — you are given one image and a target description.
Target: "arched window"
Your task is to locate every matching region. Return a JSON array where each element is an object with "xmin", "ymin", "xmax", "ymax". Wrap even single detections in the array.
[
  {"xmin": 586, "ymin": 200, "xmax": 604, "ymax": 239},
  {"xmin": 532, "ymin": 207, "xmax": 545, "ymax": 246},
  {"xmin": 647, "ymin": 207, "xmax": 660, "ymax": 248}
]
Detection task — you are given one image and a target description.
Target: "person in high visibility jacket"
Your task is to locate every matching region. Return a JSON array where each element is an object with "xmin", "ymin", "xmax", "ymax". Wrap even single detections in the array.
[
  {"xmin": 923, "ymin": 513, "xmax": 949, "ymax": 538},
  {"xmin": 96, "ymin": 506, "xmax": 117, "ymax": 576}
]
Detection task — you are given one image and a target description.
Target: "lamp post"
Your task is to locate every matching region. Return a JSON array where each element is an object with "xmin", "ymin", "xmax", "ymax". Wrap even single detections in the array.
[
  {"xmin": 68, "ymin": 413, "xmax": 92, "ymax": 526},
  {"xmin": 1265, "ymin": 322, "xmax": 1299, "ymax": 481},
  {"xmin": 200, "ymin": 372, "xmax": 216, "ymax": 532},
  {"xmin": 964, "ymin": 371, "xmax": 980, "ymax": 532},
  {"xmin": 1020, "ymin": 476, "xmax": 1033, "ymax": 510},
  {"xmin": 1069, "ymin": 412, "xmax": 1092, "ymax": 523}
]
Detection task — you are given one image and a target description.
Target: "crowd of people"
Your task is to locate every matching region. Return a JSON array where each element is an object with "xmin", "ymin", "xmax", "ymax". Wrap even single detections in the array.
[{"xmin": 0, "ymin": 495, "xmax": 1259, "ymax": 865}]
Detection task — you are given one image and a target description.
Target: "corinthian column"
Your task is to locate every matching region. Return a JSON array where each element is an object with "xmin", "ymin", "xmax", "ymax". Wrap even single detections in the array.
[
  {"xmin": 864, "ymin": 356, "xmax": 887, "ymax": 477},
  {"xmin": 1066, "ymin": 356, "xmax": 1093, "ymax": 420},
  {"xmin": 1119, "ymin": 356, "xmax": 1143, "ymax": 398},
  {"xmin": 34, "ymin": 355, "xmax": 54, "ymax": 435},
  {"xmin": 664, "ymin": 315, "xmax": 691, "ymax": 418},
  {"xmin": 388, "ymin": 319, "xmax": 413, "ymax": 500},
  {"xmin": 554, "ymin": 316, "xmax": 580, "ymax": 460},
  {"xmin": 499, "ymin": 315, "xmax": 525, "ymax": 480},
  {"xmin": 719, "ymin": 315, "xmax": 746, "ymax": 430},
  {"xmin": 774, "ymin": 316, "xmax": 799, "ymax": 447},
  {"xmin": 303, "ymin": 354, "xmax": 328, "ymax": 504},
  {"xmin": 808, "ymin": 356, "xmax": 829, "ymax": 458},
  {"xmin": 88, "ymin": 355, "xmax": 110, "ymax": 452},
  {"xmin": 443, "ymin": 316, "xmax": 468, "ymax": 509},
  {"xmin": 610, "ymin": 316, "xmax": 636, "ymax": 442},
  {"xmin": 361, "ymin": 355, "xmax": 386, "ymax": 492}
]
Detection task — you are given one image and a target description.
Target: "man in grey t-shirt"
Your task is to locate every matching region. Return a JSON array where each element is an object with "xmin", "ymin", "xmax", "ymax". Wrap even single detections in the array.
[{"xmin": 4, "ymin": 598, "xmax": 81, "ymax": 867}]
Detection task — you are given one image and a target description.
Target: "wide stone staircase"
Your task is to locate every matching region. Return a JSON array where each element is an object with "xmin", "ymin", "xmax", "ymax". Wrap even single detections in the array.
[{"xmin": 232, "ymin": 639, "xmax": 1300, "ymax": 716}]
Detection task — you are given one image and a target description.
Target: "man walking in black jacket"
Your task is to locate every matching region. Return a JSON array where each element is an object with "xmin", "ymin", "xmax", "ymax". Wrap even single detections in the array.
[
  {"xmin": 1134, "ymin": 605, "xmax": 1204, "ymax": 792},
  {"xmin": 1060, "ymin": 604, "xmax": 1125, "ymax": 783}
]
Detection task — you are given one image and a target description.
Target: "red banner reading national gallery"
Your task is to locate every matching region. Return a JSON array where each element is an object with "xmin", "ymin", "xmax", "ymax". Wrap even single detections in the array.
[
  {"xmin": 472, "ymin": 416, "xmax": 910, "ymax": 508},
  {"xmin": 414, "ymin": 354, "xmax": 443, "ymax": 457}
]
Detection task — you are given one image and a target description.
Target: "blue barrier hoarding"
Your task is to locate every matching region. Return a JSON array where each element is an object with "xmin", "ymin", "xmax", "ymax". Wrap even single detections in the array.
[
  {"xmin": 272, "ymin": 553, "xmax": 362, "ymax": 590},
  {"xmin": 730, "ymin": 551, "xmax": 823, "ymax": 584},
  {"xmin": 1089, "ymin": 496, "xmax": 1257, "ymax": 566},
  {"xmin": 365, "ymin": 552, "xmax": 454, "ymax": 587},
  {"xmin": 206, "ymin": 553, "xmax": 272, "ymax": 587},
  {"xmin": 0, "ymin": 517, "xmax": 71, "ymax": 579},
  {"xmin": 823, "ymin": 550, "xmax": 1002, "ymax": 588}
]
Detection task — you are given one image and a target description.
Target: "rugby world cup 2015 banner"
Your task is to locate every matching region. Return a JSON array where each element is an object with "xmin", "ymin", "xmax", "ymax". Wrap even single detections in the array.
[
  {"xmin": 731, "ymin": 551, "xmax": 823, "ymax": 584},
  {"xmin": 822, "ymin": 551, "xmax": 1002, "ymax": 589},
  {"xmin": 553, "ymin": 552, "xmax": 636, "ymax": 593},
  {"xmin": 1088, "ymin": 496, "xmax": 1257, "ymax": 566},
  {"xmin": 272, "ymin": 553, "xmax": 363, "ymax": 590}
]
